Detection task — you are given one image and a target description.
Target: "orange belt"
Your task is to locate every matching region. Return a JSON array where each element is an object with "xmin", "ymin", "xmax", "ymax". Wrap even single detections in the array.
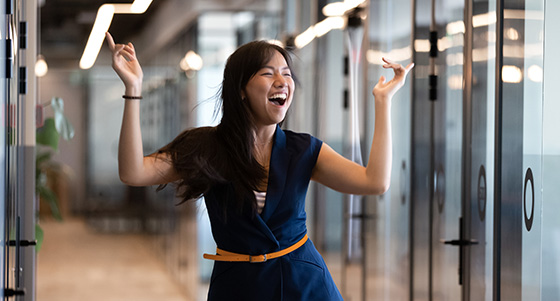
[{"xmin": 203, "ymin": 234, "xmax": 308, "ymax": 263}]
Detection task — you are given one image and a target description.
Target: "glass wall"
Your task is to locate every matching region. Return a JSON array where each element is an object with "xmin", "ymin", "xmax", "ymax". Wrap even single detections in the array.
[
  {"xmin": 364, "ymin": 0, "xmax": 413, "ymax": 300},
  {"xmin": 194, "ymin": 11, "xmax": 283, "ymax": 286},
  {"xmin": 521, "ymin": 0, "xmax": 544, "ymax": 299},
  {"xmin": 0, "ymin": 2, "xmax": 7, "ymax": 296},
  {"xmin": 468, "ymin": 0, "xmax": 497, "ymax": 300},
  {"xmin": 284, "ymin": 0, "xmax": 347, "ymax": 297},
  {"xmin": 87, "ymin": 22, "xmax": 201, "ymax": 300},
  {"xmin": 541, "ymin": 0, "xmax": 560, "ymax": 298}
]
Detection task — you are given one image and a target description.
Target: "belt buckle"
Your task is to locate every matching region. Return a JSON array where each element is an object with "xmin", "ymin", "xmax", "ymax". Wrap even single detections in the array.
[{"xmin": 249, "ymin": 254, "xmax": 267, "ymax": 263}]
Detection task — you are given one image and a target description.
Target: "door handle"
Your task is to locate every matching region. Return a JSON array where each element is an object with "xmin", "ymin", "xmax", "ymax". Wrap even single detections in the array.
[
  {"xmin": 4, "ymin": 288, "xmax": 26, "ymax": 296},
  {"xmin": 440, "ymin": 239, "xmax": 479, "ymax": 246},
  {"xmin": 8, "ymin": 240, "xmax": 37, "ymax": 247}
]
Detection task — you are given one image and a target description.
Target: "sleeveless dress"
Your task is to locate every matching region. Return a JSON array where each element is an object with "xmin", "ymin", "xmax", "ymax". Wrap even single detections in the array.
[{"xmin": 203, "ymin": 125, "xmax": 343, "ymax": 301}]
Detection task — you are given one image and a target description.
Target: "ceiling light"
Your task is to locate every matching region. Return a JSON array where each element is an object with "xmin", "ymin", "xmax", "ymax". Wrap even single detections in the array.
[
  {"xmin": 505, "ymin": 27, "xmax": 519, "ymax": 40},
  {"xmin": 502, "ymin": 65, "xmax": 523, "ymax": 83},
  {"xmin": 294, "ymin": 26, "xmax": 316, "ymax": 49},
  {"xmin": 79, "ymin": 4, "xmax": 115, "ymax": 69},
  {"xmin": 472, "ymin": 12, "xmax": 497, "ymax": 28},
  {"xmin": 314, "ymin": 17, "xmax": 345, "ymax": 37},
  {"xmin": 323, "ymin": 0, "xmax": 366, "ymax": 17},
  {"xmin": 80, "ymin": 0, "xmax": 153, "ymax": 70},
  {"xmin": 180, "ymin": 51, "xmax": 203, "ymax": 71},
  {"xmin": 295, "ymin": 0, "xmax": 364, "ymax": 49},
  {"xmin": 446, "ymin": 21, "xmax": 465, "ymax": 35},
  {"xmin": 185, "ymin": 51, "xmax": 203, "ymax": 71},
  {"xmin": 131, "ymin": 0, "xmax": 153, "ymax": 13},
  {"xmin": 36, "ymin": 55, "xmax": 48, "ymax": 77},
  {"xmin": 527, "ymin": 65, "xmax": 543, "ymax": 82},
  {"xmin": 112, "ymin": 4, "xmax": 133, "ymax": 13},
  {"xmin": 323, "ymin": 2, "xmax": 348, "ymax": 17}
]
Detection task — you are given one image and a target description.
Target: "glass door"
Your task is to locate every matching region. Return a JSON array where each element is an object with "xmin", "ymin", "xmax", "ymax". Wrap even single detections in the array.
[
  {"xmin": 1, "ymin": 1, "xmax": 8, "ymax": 298},
  {"xmin": 430, "ymin": 0, "xmax": 465, "ymax": 299},
  {"xmin": 4, "ymin": 0, "xmax": 21, "ymax": 297},
  {"xmin": 464, "ymin": 0, "xmax": 497, "ymax": 300},
  {"xmin": 520, "ymin": 0, "xmax": 544, "ymax": 299},
  {"xmin": 541, "ymin": 0, "xmax": 560, "ymax": 299},
  {"xmin": 362, "ymin": 0, "xmax": 414, "ymax": 300},
  {"xmin": 412, "ymin": 0, "xmax": 465, "ymax": 299},
  {"xmin": 3, "ymin": 0, "xmax": 34, "ymax": 298}
]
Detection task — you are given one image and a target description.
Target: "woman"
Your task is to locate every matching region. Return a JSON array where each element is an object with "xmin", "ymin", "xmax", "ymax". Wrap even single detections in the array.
[{"xmin": 106, "ymin": 32, "xmax": 413, "ymax": 300}]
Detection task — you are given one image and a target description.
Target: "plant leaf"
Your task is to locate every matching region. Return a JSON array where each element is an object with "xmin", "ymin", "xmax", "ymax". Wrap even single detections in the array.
[
  {"xmin": 50, "ymin": 97, "xmax": 75, "ymax": 140},
  {"xmin": 36, "ymin": 185, "xmax": 63, "ymax": 221},
  {"xmin": 54, "ymin": 114, "xmax": 75, "ymax": 141},
  {"xmin": 36, "ymin": 151, "xmax": 52, "ymax": 166},
  {"xmin": 51, "ymin": 97, "xmax": 64, "ymax": 113},
  {"xmin": 35, "ymin": 224, "xmax": 44, "ymax": 253},
  {"xmin": 36, "ymin": 118, "xmax": 59, "ymax": 151}
]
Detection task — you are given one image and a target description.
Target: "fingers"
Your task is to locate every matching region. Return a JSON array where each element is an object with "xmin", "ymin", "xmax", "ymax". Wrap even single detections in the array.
[
  {"xmin": 120, "ymin": 46, "xmax": 136, "ymax": 61},
  {"xmin": 381, "ymin": 58, "xmax": 415, "ymax": 77},
  {"xmin": 128, "ymin": 42, "xmax": 135, "ymax": 51},
  {"xmin": 106, "ymin": 32, "xmax": 115, "ymax": 50},
  {"xmin": 378, "ymin": 75, "xmax": 386, "ymax": 84},
  {"xmin": 405, "ymin": 62, "xmax": 415, "ymax": 72},
  {"xmin": 107, "ymin": 32, "xmax": 137, "ymax": 59},
  {"xmin": 112, "ymin": 44, "xmax": 137, "ymax": 63}
]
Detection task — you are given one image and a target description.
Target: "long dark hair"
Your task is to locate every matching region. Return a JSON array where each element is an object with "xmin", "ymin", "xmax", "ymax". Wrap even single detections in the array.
[{"xmin": 159, "ymin": 40, "xmax": 296, "ymax": 214}]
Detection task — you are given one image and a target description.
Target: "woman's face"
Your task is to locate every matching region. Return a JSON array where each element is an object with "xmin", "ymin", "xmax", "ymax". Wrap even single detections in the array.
[{"xmin": 242, "ymin": 50, "xmax": 295, "ymax": 127}]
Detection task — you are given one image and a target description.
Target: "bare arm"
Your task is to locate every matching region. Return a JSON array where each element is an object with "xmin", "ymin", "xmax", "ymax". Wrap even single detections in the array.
[
  {"xmin": 106, "ymin": 32, "xmax": 179, "ymax": 186},
  {"xmin": 312, "ymin": 58, "xmax": 414, "ymax": 195}
]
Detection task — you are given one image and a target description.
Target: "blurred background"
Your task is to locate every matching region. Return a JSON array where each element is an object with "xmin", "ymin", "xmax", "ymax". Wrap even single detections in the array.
[{"xmin": 1, "ymin": 0, "xmax": 560, "ymax": 300}]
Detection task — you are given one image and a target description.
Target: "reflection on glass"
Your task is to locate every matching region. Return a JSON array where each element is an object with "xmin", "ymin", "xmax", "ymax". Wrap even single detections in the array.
[
  {"xmin": 542, "ymin": 2, "xmax": 560, "ymax": 298},
  {"xmin": 469, "ymin": 1, "xmax": 496, "ymax": 299},
  {"xmin": 502, "ymin": 65, "xmax": 523, "ymax": 83},
  {"xmin": 522, "ymin": 0, "xmax": 544, "ymax": 300},
  {"xmin": 365, "ymin": 0, "xmax": 413, "ymax": 300}
]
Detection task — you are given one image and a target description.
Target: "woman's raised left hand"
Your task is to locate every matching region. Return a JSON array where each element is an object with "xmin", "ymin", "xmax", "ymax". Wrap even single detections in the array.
[{"xmin": 372, "ymin": 58, "xmax": 414, "ymax": 101}]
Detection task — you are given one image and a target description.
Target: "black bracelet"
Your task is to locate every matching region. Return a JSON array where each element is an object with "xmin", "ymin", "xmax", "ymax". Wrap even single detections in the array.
[{"xmin": 122, "ymin": 95, "xmax": 143, "ymax": 100}]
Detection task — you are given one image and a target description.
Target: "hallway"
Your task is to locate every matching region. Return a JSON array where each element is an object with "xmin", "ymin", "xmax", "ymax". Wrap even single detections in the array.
[{"xmin": 37, "ymin": 219, "xmax": 190, "ymax": 301}]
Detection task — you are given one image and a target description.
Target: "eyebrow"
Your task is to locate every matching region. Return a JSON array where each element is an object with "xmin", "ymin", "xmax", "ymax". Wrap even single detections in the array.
[{"xmin": 262, "ymin": 65, "xmax": 291, "ymax": 71}]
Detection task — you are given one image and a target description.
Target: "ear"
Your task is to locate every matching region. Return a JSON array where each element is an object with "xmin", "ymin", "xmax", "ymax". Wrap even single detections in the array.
[{"xmin": 241, "ymin": 90, "xmax": 246, "ymax": 100}]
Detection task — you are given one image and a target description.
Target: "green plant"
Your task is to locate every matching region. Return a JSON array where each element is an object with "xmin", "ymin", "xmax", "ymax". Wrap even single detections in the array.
[{"xmin": 35, "ymin": 97, "xmax": 74, "ymax": 251}]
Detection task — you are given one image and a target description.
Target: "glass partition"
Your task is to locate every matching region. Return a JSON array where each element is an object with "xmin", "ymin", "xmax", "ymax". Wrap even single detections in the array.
[
  {"xmin": 195, "ymin": 10, "xmax": 282, "ymax": 294},
  {"xmin": 521, "ymin": 0, "xmax": 544, "ymax": 300},
  {"xmin": 467, "ymin": 0, "xmax": 496, "ymax": 300},
  {"xmin": 541, "ymin": 0, "xmax": 560, "ymax": 299},
  {"xmin": 364, "ymin": 0, "xmax": 413, "ymax": 300}
]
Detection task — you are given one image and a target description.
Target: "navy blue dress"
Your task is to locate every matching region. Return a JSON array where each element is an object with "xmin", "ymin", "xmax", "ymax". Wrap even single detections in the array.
[{"xmin": 204, "ymin": 125, "xmax": 343, "ymax": 300}]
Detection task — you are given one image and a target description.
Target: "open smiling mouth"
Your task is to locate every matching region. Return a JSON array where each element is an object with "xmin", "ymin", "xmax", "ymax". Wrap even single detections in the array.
[{"xmin": 268, "ymin": 93, "xmax": 287, "ymax": 106}]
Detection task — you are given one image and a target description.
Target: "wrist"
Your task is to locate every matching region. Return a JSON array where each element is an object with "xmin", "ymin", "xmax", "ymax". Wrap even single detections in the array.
[
  {"xmin": 124, "ymin": 82, "xmax": 142, "ymax": 97},
  {"xmin": 374, "ymin": 95, "xmax": 391, "ymax": 107}
]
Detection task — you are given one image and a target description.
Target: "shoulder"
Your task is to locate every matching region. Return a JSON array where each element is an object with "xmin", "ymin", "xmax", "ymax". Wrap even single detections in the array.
[
  {"xmin": 281, "ymin": 128, "xmax": 323, "ymax": 155},
  {"xmin": 283, "ymin": 129, "xmax": 321, "ymax": 143}
]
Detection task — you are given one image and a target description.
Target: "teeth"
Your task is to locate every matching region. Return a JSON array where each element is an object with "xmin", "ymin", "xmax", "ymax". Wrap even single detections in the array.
[{"xmin": 269, "ymin": 93, "xmax": 287, "ymax": 100}]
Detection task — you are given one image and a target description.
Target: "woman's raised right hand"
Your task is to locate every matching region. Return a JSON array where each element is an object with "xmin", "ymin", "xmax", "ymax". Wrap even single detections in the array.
[{"xmin": 106, "ymin": 32, "xmax": 143, "ymax": 92}]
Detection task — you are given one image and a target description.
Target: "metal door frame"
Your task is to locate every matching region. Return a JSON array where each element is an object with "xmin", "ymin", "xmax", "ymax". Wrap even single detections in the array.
[{"xmin": 3, "ymin": 0, "xmax": 37, "ymax": 299}]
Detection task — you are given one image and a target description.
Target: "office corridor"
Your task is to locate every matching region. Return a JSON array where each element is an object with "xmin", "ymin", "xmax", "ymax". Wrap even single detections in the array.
[
  {"xmin": 3, "ymin": 0, "xmax": 560, "ymax": 300},
  {"xmin": 36, "ymin": 219, "xmax": 189, "ymax": 301}
]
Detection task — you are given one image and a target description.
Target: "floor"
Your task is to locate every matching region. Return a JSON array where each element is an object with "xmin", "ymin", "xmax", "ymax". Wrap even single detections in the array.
[
  {"xmin": 37, "ymin": 219, "xmax": 190, "ymax": 301},
  {"xmin": 36, "ymin": 218, "xmax": 404, "ymax": 301}
]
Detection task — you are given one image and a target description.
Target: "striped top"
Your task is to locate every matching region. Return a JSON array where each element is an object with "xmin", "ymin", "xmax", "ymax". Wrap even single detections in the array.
[{"xmin": 254, "ymin": 191, "xmax": 266, "ymax": 214}]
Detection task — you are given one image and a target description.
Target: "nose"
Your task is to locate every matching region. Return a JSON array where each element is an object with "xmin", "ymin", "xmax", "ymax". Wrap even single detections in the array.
[{"xmin": 274, "ymin": 74, "xmax": 287, "ymax": 87}]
